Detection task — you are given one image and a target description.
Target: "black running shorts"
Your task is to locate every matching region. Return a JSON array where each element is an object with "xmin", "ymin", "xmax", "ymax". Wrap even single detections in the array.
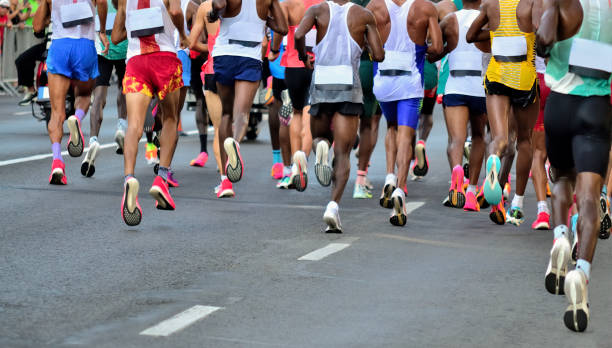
[
  {"xmin": 96, "ymin": 55, "xmax": 126, "ymax": 87},
  {"xmin": 484, "ymin": 76, "xmax": 538, "ymax": 109},
  {"xmin": 544, "ymin": 91, "xmax": 612, "ymax": 177},
  {"xmin": 310, "ymin": 102, "xmax": 364, "ymax": 117},
  {"xmin": 284, "ymin": 67, "xmax": 312, "ymax": 110}
]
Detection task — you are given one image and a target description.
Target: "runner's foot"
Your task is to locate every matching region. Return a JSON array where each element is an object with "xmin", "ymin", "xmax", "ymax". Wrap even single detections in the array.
[
  {"xmin": 489, "ymin": 198, "xmax": 506, "ymax": 225},
  {"xmin": 121, "ymin": 177, "xmax": 142, "ymax": 226},
  {"xmin": 599, "ymin": 193, "xmax": 610, "ymax": 239},
  {"xmin": 389, "ymin": 188, "xmax": 407, "ymax": 226},
  {"xmin": 449, "ymin": 165, "xmax": 466, "ymax": 208},
  {"xmin": 413, "ymin": 140, "xmax": 429, "ymax": 177},
  {"xmin": 270, "ymin": 162, "xmax": 284, "ymax": 179},
  {"xmin": 353, "ymin": 183, "xmax": 372, "ymax": 199},
  {"xmin": 563, "ymin": 269, "xmax": 590, "ymax": 332},
  {"xmin": 190, "ymin": 152, "xmax": 209, "ymax": 167},
  {"xmin": 224, "ymin": 137, "xmax": 243, "ymax": 183},
  {"xmin": 81, "ymin": 141, "xmax": 100, "ymax": 177},
  {"xmin": 49, "ymin": 159, "xmax": 67, "ymax": 185},
  {"xmin": 149, "ymin": 176, "xmax": 176, "ymax": 210},
  {"xmin": 292, "ymin": 151, "xmax": 308, "ymax": 192},
  {"xmin": 484, "ymin": 155, "xmax": 502, "ymax": 205},
  {"xmin": 216, "ymin": 178, "xmax": 235, "ymax": 198},
  {"xmin": 323, "ymin": 201, "xmax": 342, "ymax": 233},
  {"xmin": 114, "ymin": 124, "xmax": 125, "ymax": 155},
  {"xmin": 545, "ymin": 235, "xmax": 571, "ymax": 295},
  {"xmin": 380, "ymin": 174, "xmax": 397, "ymax": 209},
  {"xmin": 315, "ymin": 141, "xmax": 332, "ymax": 187},
  {"xmin": 145, "ymin": 143, "xmax": 159, "ymax": 166},
  {"xmin": 463, "ymin": 191, "xmax": 480, "ymax": 212},
  {"xmin": 506, "ymin": 206, "xmax": 525, "ymax": 226},
  {"xmin": 532, "ymin": 212, "xmax": 551, "ymax": 230},
  {"xmin": 66, "ymin": 116, "xmax": 84, "ymax": 157}
]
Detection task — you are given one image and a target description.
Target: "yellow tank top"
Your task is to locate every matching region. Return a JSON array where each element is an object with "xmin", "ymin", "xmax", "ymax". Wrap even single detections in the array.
[{"xmin": 485, "ymin": 0, "xmax": 537, "ymax": 91}]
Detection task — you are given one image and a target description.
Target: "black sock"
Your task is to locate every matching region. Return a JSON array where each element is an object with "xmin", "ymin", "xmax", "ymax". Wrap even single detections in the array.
[
  {"xmin": 146, "ymin": 131, "xmax": 153, "ymax": 143},
  {"xmin": 199, "ymin": 134, "xmax": 208, "ymax": 153}
]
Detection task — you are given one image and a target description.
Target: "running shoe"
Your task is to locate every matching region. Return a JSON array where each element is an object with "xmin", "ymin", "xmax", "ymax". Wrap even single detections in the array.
[
  {"xmin": 18, "ymin": 91, "xmax": 36, "ymax": 106},
  {"xmin": 506, "ymin": 206, "xmax": 525, "ymax": 226},
  {"xmin": 279, "ymin": 103, "xmax": 292, "ymax": 126},
  {"xmin": 380, "ymin": 174, "xmax": 397, "ymax": 209},
  {"xmin": 484, "ymin": 155, "xmax": 502, "ymax": 205},
  {"xmin": 149, "ymin": 176, "xmax": 176, "ymax": 210},
  {"xmin": 442, "ymin": 195, "xmax": 453, "ymax": 207},
  {"xmin": 413, "ymin": 140, "xmax": 429, "ymax": 177},
  {"xmin": 503, "ymin": 182, "xmax": 511, "ymax": 203},
  {"xmin": 224, "ymin": 137, "xmax": 243, "ymax": 183},
  {"xmin": 463, "ymin": 162, "xmax": 470, "ymax": 180},
  {"xmin": 389, "ymin": 188, "xmax": 407, "ymax": 226},
  {"xmin": 114, "ymin": 127, "xmax": 125, "ymax": 155},
  {"xmin": 315, "ymin": 141, "xmax": 332, "ymax": 187},
  {"xmin": 49, "ymin": 159, "xmax": 67, "ymax": 185},
  {"xmin": 599, "ymin": 193, "xmax": 611, "ymax": 239},
  {"xmin": 122, "ymin": 177, "xmax": 142, "ymax": 226},
  {"xmin": 546, "ymin": 183, "xmax": 551, "ymax": 197},
  {"xmin": 449, "ymin": 165, "xmax": 466, "ymax": 208},
  {"xmin": 276, "ymin": 176, "xmax": 292, "ymax": 189},
  {"xmin": 563, "ymin": 269, "xmax": 590, "ymax": 332},
  {"xmin": 66, "ymin": 115, "xmax": 84, "ymax": 157},
  {"xmin": 167, "ymin": 170, "xmax": 179, "ymax": 188},
  {"xmin": 545, "ymin": 235, "xmax": 571, "ymax": 295},
  {"xmin": 145, "ymin": 143, "xmax": 159, "ymax": 166},
  {"xmin": 463, "ymin": 191, "xmax": 480, "ymax": 212},
  {"xmin": 270, "ymin": 162, "xmax": 284, "ymax": 179},
  {"xmin": 489, "ymin": 198, "xmax": 506, "ymax": 225},
  {"xmin": 532, "ymin": 212, "xmax": 551, "ymax": 230},
  {"xmin": 81, "ymin": 141, "xmax": 100, "ymax": 177},
  {"xmin": 353, "ymin": 183, "xmax": 372, "ymax": 199},
  {"xmin": 291, "ymin": 151, "xmax": 308, "ymax": 191},
  {"xmin": 477, "ymin": 185, "xmax": 490, "ymax": 209},
  {"xmin": 463, "ymin": 140, "xmax": 471, "ymax": 160},
  {"xmin": 323, "ymin": 202, "xmax": 342, "ymax": 233},
  {"xmin": 190, "ymin": 152, "xmax": 209, "ymax": 167},
  {"xmin": 364, "ymin": 176, "xmax": 374, "ymax": 191},
  {"xmin": 217, "ymin": 178, "xmax": 235, "ymax": 198}
]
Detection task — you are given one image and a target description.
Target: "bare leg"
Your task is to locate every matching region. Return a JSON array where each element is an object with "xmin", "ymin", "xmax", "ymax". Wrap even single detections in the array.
[
  {"xmin": 124, "ymin": 92, "xmax": 152, "ymax": 176},
  {"xmin": 331, "ymin": 113, "xmax": 359, "ymax": 203},
  {"xmin": 268, "ymin": 98, "xmax": 281, "ymax": 150},
  {"xmin": 514, "ymin": 98, "xmax": 539, "ymax": 196},
  {"xmin": 396, "ymin": 125, "xmax": 416, "ymax": 190},
  {"xmin": 159, "ymin": 90, "xmax": 181, "ymax": 168},
  {"xmin": 444, "ymin": 105, "xmax": 469, "ymax": 169},
  {"xmin": 290, "ymin": 108, "xmax": 303, "ymax": 156},
  {"xmin": 232, "ymin": 80, "xmax": 259, "ymax": 142},
  {"xmin": 531, "ymin": 130, "xmax": 548, "ymax": 202},
  {"xmin": 301, "ymin": 106, "xmax": 313, "ymax": 156},
  {"xmin": 204, "ymin": 90, "xmax": 223, "ymax": 174},
  {"xmin": 576, "ymin": 172, "xmax": 604, "ymax": 262},
  {"xmin": 47, "ymin": 73, "xmax": 71, "ymax": 144},
  {"xmin": 385, "ymin": 123, "xmax": 398, "ymax": 174},
  {"xmin": 418, "ymin": 111, "xmax": 434, "ymax": 142},
  {"xmin": 551, "ymin": 169, "xmax": 576, "ymax": 227},
  {"xmin": 90, "ymin": 86, "xmax": 108, "ymax": 137},
  {"xmin": 468, "ymin": 113, "xmax": 487, "ymax": 185},
  {"xmin": 216, "ymin": 83, "xmax": 236, "ymax": 170},
  {"xmin": 486, "ymin": 94, "xmax": 511, "ymax": 157}
]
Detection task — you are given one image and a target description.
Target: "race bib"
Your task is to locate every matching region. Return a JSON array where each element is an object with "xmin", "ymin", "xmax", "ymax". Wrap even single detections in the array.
[
  {"xmin": 127, "ymin": 7, "xmax": 164, "ymax": 38},
  {"xmin": 314, "ymin": 64, "xmax": 353, "ymax": 89},
  {"xmin": 60, "ymin": 2, "xmax": 94, "ymax": 28},
  {"xmin": 95, "ymin": 12, "xmax": 116, "ymax": 34},
  {"xmin": 449, "ymin": 51, "xmax": 482, "ymax": 72},
  {"xmin": 378, "ymin": 50, "xmax": 414, "ymax": 73},
  {"xmin": 492, "ymin": 36, "xmax": 527, "ymax": 62},
  {"xmin": 569, "ymin": 38, "xmax": 612, "ymax": 79},
  {"xmin": 228, "ymin": 21, "xmax": 263, "ymax": 47}
]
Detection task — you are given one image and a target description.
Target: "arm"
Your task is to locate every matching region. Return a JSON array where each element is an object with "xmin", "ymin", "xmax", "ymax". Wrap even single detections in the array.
[
  {"xmin": 32, "ymin": 0, "xmax": 49, "ymax": 33},
  {"xmin": 168, "ymin": 0, "xmax": 190, "ymax": 47},
  {"xmin": 294, "ymin": 5, "xmax": 316, "ymax": 68},
  {"xmin": 111, "ymin": 0, "xmax": 127, "ymax": 44},
  {"xmin": 266, "ymin": 0, "xmax": 288, "ymax": 35},
  {"xmin": 428, "ymin": 13, "xmax": 455, "ymax": 62},
  {"xmin": 466, "ymin": 5, "xmax": 490, "ymax": 43},
  {"xmin": 536, "ymin": 0, "xmax": 582, "ymax": 56},
  {"xmin": 95, "ymin": 0, "xmax": 110, "ymax": 54},
  {"xmin": 364, "ymin": 9, "xmax": 384, "ymax": 62},
  {"xmin": 207, "ymin": 0, "xmax": 226, "ymax": 22},
  {"xmin": 424, "ymin": 2, "xmax": 443, "ymax": 55},
  {"xmin": 188, "ymin": 3, "xmax": 209, "ymax": 53},
  {"xmin": 268, "ymin": 1, "xmax": 288, "ymax": 61},
  {"xmin": 19, "ymin": 1, "xmax": 32, "ymax": 21}
]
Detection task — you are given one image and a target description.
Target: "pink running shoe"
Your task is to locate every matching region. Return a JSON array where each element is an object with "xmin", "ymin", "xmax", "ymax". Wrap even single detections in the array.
[
  {"xmin": 532, "ymin": 212, "xmax": 551, "ymax": 230},
  {"xmin": 149, "ymin": 176, "xmax": 176, "ymax": 210},
  {"xmin": 463, "ymin": 191, "xmax": 480, "ymax": 212},
  {"xmin": 166, "ymin": 171, "xmax": 179, "ymax": 188},
  {"xmin": 271, "ymin": 162, "xmax": 284, "ymax": 179},
  {"xmin": 190, "ymin": 152, "xmax": 209, "ymax": 167},
  {"xmin": 217, "ymin": 178, "xmax": 235, "ymax": 198},
  {"xmin": 449, "ymin": 165, "xmax": 466, "ymax": 208},
  {"xmin": 49, "ymin": 159, "xmax": 67, "ymax": 185},
  {"xmin": 413, "ymin": 140, "xmax": 429, "ymax": 177}
]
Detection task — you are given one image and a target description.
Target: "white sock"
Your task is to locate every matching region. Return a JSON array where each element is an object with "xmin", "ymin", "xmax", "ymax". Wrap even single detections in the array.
[
  {"xmin": 576, "ymin": 259, "xmax": 591, "ymax": 280},
  {"xmin": 537, "ymin": 201, "xmax": 550, "ymax": 215},
  {"xmin": 283, "ymin": 166, "xmax": 291, "ymax": 176},
  {"xmin": 221, "ymin": 175, "xmax": 227, "ymax": 181},
  {"xmin": 386, "ymin": 173, "xmax": 397, "ymax": 185},
  {"xmin": 327, "ymin": 201, "xmax": 339, "ymax": 212},
  {"xmin": 511, "ymin": 194, "xmax": 524, "ymax": 209},
  {"xmin": 89, "ymin": 136, "xmax": 98, "ymax": 145},
  {"xmin": 553, "ymin": 225, "xmax": 569, "ymax": 240},
  {"xmin": 467, "ymin": 185, "xmax": 478, "ymax": 195}
]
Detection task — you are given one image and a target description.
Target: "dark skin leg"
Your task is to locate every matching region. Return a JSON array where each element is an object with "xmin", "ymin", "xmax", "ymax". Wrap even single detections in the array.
[
  {"xmin": 279, "ymin": 123, "xmax": 291, "ymax": 166},
  {"xmin": 418, "ymin": 111, "xmax": 433, "ymax": 141},
  {"xmin": 444, "ymin": 105, "xmax": 470, "ymax": 169},
  {"xmin": 551, "ymin": 169, "xmax": 576, "ymax": 227},
  {"xmin": 513, "ymin": 98, "xmax": 539, "ymax": 196},
  {"xmin": 396, "ymin": 125, "xmax": 416, "ymax": 190},
  {"xmin": 159, "ymin": 90, "xmax": 181, "ymax": 168},
  {"xmin": 194, "ymin": 97, "xmax": 207, "ymax": 136},
  {"xmin": 385, "ymin": 123, "xmax": 398, "ymax": 174},
  {"xmin": 531, "ymin": 130, "xmax": 548, "ymax": 202},
  {"xmin": 268, "ymin": 98, "xmax": 281, "ymax": 150},
  {"xmin": 575, "ymin": 172, "xmax": 603, "ymax": 263},
  {"xmin": 499, "ymin": 117, "xmax": 517, "ymax": 189},
  {"xmin": 358, "ymin": 116, "xmax": 373, "ymax": 172},
  {"xmin": 468, "ymin": 112, "xmax": 487, "ymax": 185},
  {"xmin": 486, "ymin": 93, "xmax": 511, "ymax": 158},
  {"xmin": 90, "ymin": 86, "xmax": 108, "ymax": 137},
  {"xmin": 331, "ymin": 113, "xmax": 359, "ymax": 203},
  {"xmin": 47, "ymin": 73, "xmax": 94, "ymax": 144}
]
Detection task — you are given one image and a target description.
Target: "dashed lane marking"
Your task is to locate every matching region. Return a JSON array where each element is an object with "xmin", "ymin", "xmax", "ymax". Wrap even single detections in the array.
[
  {"xmin": 298, "ymin": 242, "xmax": 352, "ymax": 261},
  {"xmin": 139, "ymin": 305, "xmax": 222, "ymax": 337}
]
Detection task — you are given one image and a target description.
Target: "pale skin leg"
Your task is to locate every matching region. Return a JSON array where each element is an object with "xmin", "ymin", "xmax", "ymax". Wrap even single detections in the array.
[
  {"xmin": 47, "ymin": 72, "xmax": 94, "ymax": 144},
  {"xmin": 204, "ymin": 90, "xmax": 223, "ymax": 174},
  {"xmin": 123, "ymin": 92, "xmax": 151, "ymax": 176},
  {"xmin": 531, "ymin": 130, "xmax": 548, "ymax": 202}
]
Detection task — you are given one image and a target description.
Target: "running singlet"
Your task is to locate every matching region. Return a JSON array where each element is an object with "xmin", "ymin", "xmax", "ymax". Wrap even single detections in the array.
[
  {"xmin": 445, "ymin": 9, "xmax": 484, "ymax": 97},
  {"xmin": 485, "ymin": 0, "xmax": 536, "ymax": 91},
  {"xmin": 373, "ymin": 0, "xmax": 424, "ymax": 102},
  {"xmin": 213, "ymin": 0, "xmax": 266, "ymax": 61},
  {"xmin": 203, "ymin": 28, "xmax": 219, "ymax": 74},
  {"xmin": 281, "ymin": 0, "xmax": 320, "ymax": 68},
  {"xmin": 125, "ymin": 0, "xmax": 177, "ymax": 60},
  {"xmin": 310, "ymin": 1, "xmax": 363, "ymax": 104},
  {"xmin": 545, "ymin": 0, "xmax": 612, "ymax": 97},
  {"xmin": 51, "ymin": 0, "xmax": 96, "ymax": 40}
]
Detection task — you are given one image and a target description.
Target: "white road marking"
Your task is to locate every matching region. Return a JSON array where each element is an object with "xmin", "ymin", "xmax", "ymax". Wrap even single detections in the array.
[
  {"xmin": 0, "ymin": 129, "xmax": 199, "ymax": 167},
  {"xmin": 139, "ymin": 305, "xmax": 222, "ymax": 337},
  {"xmin": 405, "ymin": 201, "xmax": 425, "ymax": 214},
  {"xmin": 14, "ymin": 111, "xmax": 31, "ymax": 116},
  {"xmin": 298, "ymin": 243, "xmax": 351, "ymax": 261}
]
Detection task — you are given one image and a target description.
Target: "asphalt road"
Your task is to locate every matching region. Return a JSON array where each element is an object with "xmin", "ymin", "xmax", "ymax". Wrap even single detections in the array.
[{"xmin": 1, "ymin": 90, "xmax": 611, "ymax": 347}]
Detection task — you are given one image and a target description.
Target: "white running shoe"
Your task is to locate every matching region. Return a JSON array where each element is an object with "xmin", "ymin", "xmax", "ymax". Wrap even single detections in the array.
[
  {"xmin": 563, "ymin": 269, "xmax": 589, "ymax": 332},
  {"xmin": 114, "ymin": 127, "xmax": 125, "ymax": 155},
  {"xmin": 379, "ymin": 173, "xmax": 396, "ymax": 209},
  {"xmin": 545, "ymin": 236, "xmax": 571, "ymax": 295},
  {"xmin": 323, "ymin": 201, "xmax": 342, "ymax": 233},
  {"xmin": 389, "ymin": 188, "xmax": 407, "ymax": 226},
  {"xmin": 81, "ymin": 141, "xmax": 100, "ymax": 177},
  {"xmin": 315, "ymin": 141, "xmax": 332, "ymax": 186},
  {"xmin": 291, "ymin": 151, "xmax": 308, "ymax": 192}
]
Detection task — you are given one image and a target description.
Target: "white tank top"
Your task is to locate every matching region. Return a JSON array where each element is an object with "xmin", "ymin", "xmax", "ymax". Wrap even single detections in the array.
[
  {"xmin": 373, "ymin": 0, "xmax": 422, "ymax": 102},
  {"xmin": 445, "ymin": 9, "xmax": 485, "ymax": 97},
  {"xmin": 212, "ymin": 0, "xmax": 266, "ymax": 61},
  {"xmin": 310, "ymin": 2, "xmax": 363, "ymax": 105},
  {"xmin": 51, "ymin": 0, "xmax": 96, "ymax": 40},
  {"xmin": 174, "ymin": 0, "xmax": 191, "ymax": 54},
  {"xmin": 126, "ymin": 0, "xmax": 177, "ymax": 61}
]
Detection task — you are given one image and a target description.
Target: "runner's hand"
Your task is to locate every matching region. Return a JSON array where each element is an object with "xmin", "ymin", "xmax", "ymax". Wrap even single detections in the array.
[
  {"xmin": 268, "ymin": 51, "xmax": 279, "ymax": 61},
  {"xmin": 99, "ymin": 33, "xmax": 110, "ymax": 55},
  {"xmin": 304, "ymin": 55, "xmax": 314, "ymax": 70},
  {"xmin": 207, "ymin": 10, "xmax": 219, "ymax": 22},
  {"xmin": 180, "ymin": 34, "xmax": 191, "ymax": 49}
]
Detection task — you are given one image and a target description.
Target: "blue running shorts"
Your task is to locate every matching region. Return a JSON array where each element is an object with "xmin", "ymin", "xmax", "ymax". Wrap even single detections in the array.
[
  {"xmin": 214, "ymin": 55, "xmax": 262, "ymax": 85},
  {"xmin": 178, "ymin": 50, "xmax": 191, "ymax": 87},
  {"xmin": 380, "ymin": 98, "xmax": 422, "ymax": 129},
  {"xmin": 47, "ymin": 38, "xmax": 99, "ymax": 81}
]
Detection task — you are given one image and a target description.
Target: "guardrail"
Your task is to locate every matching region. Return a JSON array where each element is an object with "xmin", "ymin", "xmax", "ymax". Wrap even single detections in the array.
[{"xmin": 1, "ymin": 27, "xmax": 43, "ymax": 96}]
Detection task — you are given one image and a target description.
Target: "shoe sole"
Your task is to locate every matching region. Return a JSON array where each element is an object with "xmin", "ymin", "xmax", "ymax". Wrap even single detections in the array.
[
  {"xmin": 449, "ymin": 189, "xmax": 466, "ymax": 209},
  {"xmin": 149, "ymin": 186, "xmax": 175, "ymax": 210},
  {"xmin": 484, "ymin": 157, "xmax": 502, "ymax": 205},
  {"xmin": 599, "ymin": 198, "xmax": 611, "ymax": 239},
  {"xmin": 80, "ymin": 144, "xmax": 99, "ymax": 178},
  {"xmin": 564, "ymin": 278, "xmax": 589, "ymax": 332},
  {"xmin": 217, "ymin": 189, "xmax": 235, "ymax": 198},
  {"xmin": 545, "ymin": 242, "xmax": 569, "ymax": 295},
  {"xmin": 122, "ymin": 180, "xmax": 141, "ymax": 226},
  {"xmin": 323, "ymin": 214, "xmax": 342, "ymax": 234},
  {"xmin": 293, "ymin": 153, "xmax": 308, "ymax": 192},
  {"xmin": 533, "ymin": 221, "xmax": 550, "ymax": 230},
  {"xmin": 489, "ymin": 209, "xmax": 505, "ymax": 225},
  {"xmin": 414, "ymin": 143, "xmax": 428, "ymax": 177},
  {"xmin": 49, "ymin": 168, "xmax": 65, "ymax": 185},
  {"xmin": 390, "ymin": 195, "xmax": 407, "ymax": 226},
  {"xmin": 67, "ymin": 116, "xmax": 84, "ymax": 157},
  {"xmin": 224, "ymin": 139, "xmax": 243, "ymax": 183},
  {"xmin": 379, "ymin": 184, "xmax": 395, "ymax": 209},
  {"xmin": 114, "ymin": 131, "xmax": 124, "ymax": 155},
  {"xmin": 315, "ymin": 142, "xmax": 332, "ymax": 187}
]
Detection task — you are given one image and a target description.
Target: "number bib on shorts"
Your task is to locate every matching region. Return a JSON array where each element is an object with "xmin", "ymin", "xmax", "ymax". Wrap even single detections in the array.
[
  {"xmin": 60, "ymin": 2, "xmax": 94, "ymax": 28},
  {"xmin": 127, "ymin": 7, "xmax": 164, "ymax": 38}
]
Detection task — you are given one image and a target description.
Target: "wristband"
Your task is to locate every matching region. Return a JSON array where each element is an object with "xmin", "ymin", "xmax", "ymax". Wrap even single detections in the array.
[{"xmin": 270, "ymin": 48, "xmax": 279, "ymax": 54}]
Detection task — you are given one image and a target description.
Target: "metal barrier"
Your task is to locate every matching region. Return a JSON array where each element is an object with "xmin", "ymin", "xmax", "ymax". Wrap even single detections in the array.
[{"xmin": 0, "ymin": 27, "xmax": 43, "ymax": 96}]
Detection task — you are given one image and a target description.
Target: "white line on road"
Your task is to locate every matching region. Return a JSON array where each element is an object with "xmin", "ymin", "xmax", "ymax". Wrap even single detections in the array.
[
  {"xmin": 404, "ymin": 201, "xmax": 425, "ymax": 214},
  {"xmin": 0, "ymin": 129, "xmax": 199, "ymax": 167},
  {"xmin": 14, "ymin": 111, "xmax": 31, "ymax": 116},
  {"xmin": 139, "ymin": 305, "xmax": 222, "ymax": 337},
  {"xmin": 298, "ymin": 243, "xmax": 352, "ymax": 261}
]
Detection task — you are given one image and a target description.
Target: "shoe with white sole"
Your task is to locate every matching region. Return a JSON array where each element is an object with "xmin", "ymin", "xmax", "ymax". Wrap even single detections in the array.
[
  {"xmin": 483, "ymin": 155, "xmax": 502, "ymax": 205},
  {"xmin": 121, "ymin": 177, "xmax": 142, "ymax": 226},
  {"xmin": 81, "ymin": 141, "xmax": 100, "ymax": 177},
  {"xmin": 389, "ymin": 188, "xmax": 407, "ymax": 226},
  {"xmin": 323, "ymin": 201, "xmax": 342, "ymax": 233},
  {"xmin": 563, "ymin": 269, "xmax": 590, "ymax": 332},
  {"xmin": 545, "ymin": 236, "xmax": 571, "ymax": 295},
  {"xmin": 114, "ymin": 128, "xmax": 125, "ymax": 155},
  {"xmin": 315, "ymin": 141, "xmax": 332, "ymax": 187},
  {"xmin": 66, "ymin": 115, "xmax": 84, "ymax": 157},
  {"xmin": 379, "ymin": 173, "xmax": 396, "ymax": 209},
  {"xmin": 291, "ymin": 151, "xmax": 308, "ymax": 192},
  {"xmin": 224, "ymin": 137, "xmax": 243, "ymax": 183}
]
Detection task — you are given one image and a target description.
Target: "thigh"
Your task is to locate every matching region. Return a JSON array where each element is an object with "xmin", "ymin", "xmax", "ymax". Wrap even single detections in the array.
[
  {"xmin": 444, "ymin": 105, "xmax": 470, "ymax": 140},
  {"xmin": 573, "ymin": 96, "xmax": 612, "ymax": 177},
  {"xmin": 333, "ymin": 112, "xmax": 359, "ymax": 150},
  {"xmin": 233, "ymin": 80, "xmax": 260, "ymax": 114},
  {"xmin": 125, "ymin": 92, "xmax": 152, "ymax": 126}
]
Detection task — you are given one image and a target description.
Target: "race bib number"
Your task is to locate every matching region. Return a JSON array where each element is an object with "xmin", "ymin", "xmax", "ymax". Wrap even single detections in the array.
[
  {"xmin": 60, "ymin": 2, "xmax": 94, "ymax": 28},
  {"xmin": 491, "ymin": 36, "xmax": 527, "ymax": 61},
  {"xmin": 314, "ymin": 64, "xmax": 353, "ymax": 88},
  {"xmin": 127, "ymin": 7, "xmax": 164, "ymax": 38},
  {"xmin": 378, "ymin": 50, "xmax": 414, "ymax": 72},
  {"xmin": 95, "ymin": 12, "xmax": 116, "ymax": 33},
  {"xmin": 449, "ymin": 51, "xmax": 482, "ymax": 72},
  {"xmin": 228, "ymin": 21, "xmax": 263, "ymax": 47},
  {"xmin": 569, "ymin": 38, "xmax": 612, "ymax": 79}
]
